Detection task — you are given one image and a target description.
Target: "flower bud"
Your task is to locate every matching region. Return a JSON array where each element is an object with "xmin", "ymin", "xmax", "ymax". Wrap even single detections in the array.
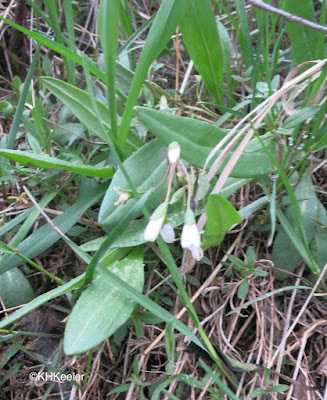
[
  {"xmin": 181, "ymin": 209, "xmax": 201, "ymax": 249},
  {"xmin": 167, "ymin": 141, "xmax": 181, "ymax": 164},
  {"xmin": 144, "ymin": 203, "xmax": 168, "ymax": 242}
]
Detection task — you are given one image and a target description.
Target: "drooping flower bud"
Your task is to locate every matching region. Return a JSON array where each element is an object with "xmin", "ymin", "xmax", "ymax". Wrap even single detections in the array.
[
  {"xmin": 181, "ymin": 209, "xmax": 203, "ymax": 261},
  {"xmin": 144, "ymin": 203, "xmax": 168, "ymax": 242},
  {"xmin": 167, "ymin": 141, "xmax": 181, "ymax": 164},
  {"xmin": 181, "ymin": 209, "xmax": 201, "ymax": 249}
]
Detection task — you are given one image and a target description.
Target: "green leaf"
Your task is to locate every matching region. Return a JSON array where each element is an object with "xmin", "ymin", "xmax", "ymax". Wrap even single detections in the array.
[
  {"xmin": 267, "ymin": 384, "xmax": 290, "ymax": 393},
  {"xmin": 281, "ymin": 0, "xmax": 324, "ymax": 63},
  {"xmin": 118, "ymin": 0, "xmax": 187, "ymax": 146},
  {"xmin": 0, "ymin": 273, "xmax": 85, "ymax": 330},
  {"xmin": 252, "ymin": 268, "xmax": 268, "ymax": 277},
  {"xmin": 64, "ymin": 248, "xmax": 144, "ymax": 355},
  {"xmin": 246, "ymin": 246, "xmax": 256, "ymax": 268},
  {"xmin": 0, "ymin": 16, "xmax": 106, "ymax": 83},
  {"xmin": 0, "ymin": 269, "xmax": 34, "ymax": 308},
  {"xmin": 0, "ymin": 149, "xmax": 114, "ymax": 178},
  {"xmin": 0, "ymin": 180, "xmax": 107, "ymax": 274},
  {"xmin": 273, "ymin": 169, "xmax": 325, "ymax": 280},
  {"xmin": 41, "ymin": 77, "xmax": 112, "ymax": 143},
  {"xmin": 98, "ymin": 140, "xmax": 166, "ymax": 226},
  {"xmin": 134, "ymin": 107, "xmax": 273, "ymax": 178},
  {"xmin": 98, "ymin": 0, "xmax": 120, "ymax": 138},
  {"xmin": 237, "ymin": 279, "xmax": 249, "ymax": 300},
  {"xmin": 202, "ymin": 194, "xmax": 241, "ymax": 249},
  {"xmin": 312, "ymin": 132, "xmax": 327, "ymax": 151},
  {"xmin": 282, "ymin": 106, "xmax": 320, "ymax": 129},
  {"xmin": 180, "ymin": 0, "xmax": 223, "ymax": 103},
  {"xmin": 7, "ymin": 46, "xmax": 41, "ymax": 150}
]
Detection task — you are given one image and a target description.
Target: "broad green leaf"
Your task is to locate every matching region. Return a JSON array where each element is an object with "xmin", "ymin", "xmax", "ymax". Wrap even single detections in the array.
[
  {"xmin": 98, "ymin": 140, "xmax": 166, "ymax": 226},
  {"xmin": 64, "ymin": 248, "xmax": 144, "ymax": 355},
  {"xmin": 273, "ymin": 170, "xmax": 325, "ymax": 280},
  {"xmin": 0, "ymin": 269, "xmax": 34, "ymax": 308},
  {"xmin": 0, "ymin": 149, "xmax": 114, "ymax": 178},
  {"xmin": 180, "ymin": 0, "xmax": 223, "ymax": 103},
  {"xmin": 280, "ymin": 0, "xmax": 324, "ymax": 63},
  {"xmin": 282, "ymin": 106, "xmax": 320, "ymax": 129},
  {"xmin": 98, "ymin": 264, "xmax": 205, "ymax": 351},
  {"xmin": 202, "ymin": 194, "xmax": 241, "ymax": 249},
  {"xmin": 134, "ymin": 107, "xmax": 273, "ymax": 178},
  {"xmin": 118, "ymin": 0, "xmax": 187, "ymax": 147},
  {"xmin": 0, "ymin": 180, "xmax": 107, "ymax": 274}
]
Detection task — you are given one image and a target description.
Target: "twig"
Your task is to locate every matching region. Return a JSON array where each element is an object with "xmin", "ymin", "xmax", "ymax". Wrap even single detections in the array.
[{"xmin": 246, "ymin": 0, "xmax": 327, "ymax": 33}]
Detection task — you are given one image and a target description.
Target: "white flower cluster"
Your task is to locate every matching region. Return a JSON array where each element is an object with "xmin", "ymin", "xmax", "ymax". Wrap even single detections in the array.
[{"xmin": 143, "ymin": 141, "xmax": 203, "ymax": 261}]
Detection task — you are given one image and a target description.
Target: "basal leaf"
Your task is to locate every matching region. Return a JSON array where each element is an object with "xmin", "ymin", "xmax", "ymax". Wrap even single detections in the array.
[
  {"xmin": 134, "ymin": 107, "xmax": 273, "ymax": 178},
  {"xmin": 98, "ymin": 140, "xmax": 166, "ymax": 226},
  {"xmin": 64, "ymin": 248, "xmax": 144, "ymax": 355},
  {"xmin": 41, "ymin": 77, "xmax": 113, "ymax": 143}
]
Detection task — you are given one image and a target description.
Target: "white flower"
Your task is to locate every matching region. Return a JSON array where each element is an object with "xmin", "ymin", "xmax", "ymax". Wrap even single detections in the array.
[
  {"xmin": 144, "ymin": 203, "xmax": 167, "ymax": 242},
  {"xmin": 160, "ymin": 223, "xmax": 175, "ymax": 243},
  {"xmin": 181, "ymin": 209, "xmax": 201, "ymax": 249},
  {"xmin": 168, "ymin": 141, "xmax": 181, "ymax": 164}
]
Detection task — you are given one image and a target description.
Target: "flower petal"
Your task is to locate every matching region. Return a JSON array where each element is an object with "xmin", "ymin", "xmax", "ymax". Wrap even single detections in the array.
[
  {"xmin": 160, "ymin": 223, "xmax": 175, "ymax": 243},
  {"xmin": 144, "ymin": 216, "xmax": 165, "ymax": 242}
]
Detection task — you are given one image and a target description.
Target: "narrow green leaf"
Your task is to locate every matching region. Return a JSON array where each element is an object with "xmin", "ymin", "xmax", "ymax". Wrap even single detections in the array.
[
  {"xmin": 202, "ymin": 194, "xmax": 241, "ymax": 249},
  {"xmin": 6, "ymin": 46, "xmax": 40, "ymax": 150},
  {"xmin": 180, "ymin": 0, "xmax": 223, "ymax": 103},
  {"xmin": 118, "ymin": 0, "xmax": 187, "ymax": 147},
  {"xmin": 227, "ymin": 285, "xmax": 311, "ymax": 315},
  {"xmin": 0, "ymin": 273, "xmax": 85, "ymax": 329},
  {"xmin": 0, "ymin": 17, "xmax": 106, "ymax": 83},
  {"xmin": 0, "ymin": 149, "xmax": 114, "ymax": 178},
  {"xmin": 98, "ymin": 0, "xmax": 120, "ymax": 138},
  {"xmin": 0, "ymin": 181, "xmax": 107, "ymax": 274},
  {"xmin": 273, "ymin": 170, "xmax": 323, "ymax": 279}
]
